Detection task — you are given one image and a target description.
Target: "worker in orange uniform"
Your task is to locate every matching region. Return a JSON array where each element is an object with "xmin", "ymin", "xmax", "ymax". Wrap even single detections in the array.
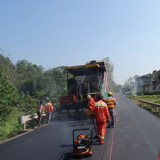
[
  {"xmin": 105, "ymin": 92, "xmax": 117, "ymax": 128},
  {"xmin": 87, "ymin": 94, "xmax": 95, "ymax": 123},
  {"xmin": 90, "ymin": 95, "xmax": 110, "ymax": 145},
  {"xmin": 45, "ymin": 100, "xmax": 54, "ymax": 124},
  {"xmin": 37, "ymin": 100, "xmax": 44, "ymax": 125},
  {"xmin": 87, "ymin": 95, "xmax": 95, "ymax": 110}
]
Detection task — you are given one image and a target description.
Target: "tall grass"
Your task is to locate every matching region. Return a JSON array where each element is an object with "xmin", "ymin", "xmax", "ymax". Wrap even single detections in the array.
[{"xmin": 0, "ymin": 109, "xmax": 25, "ymax": 142}]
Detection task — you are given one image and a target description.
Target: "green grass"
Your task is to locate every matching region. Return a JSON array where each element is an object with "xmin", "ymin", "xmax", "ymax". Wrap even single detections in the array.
[
  {"xmin": 128, "ymin": 95, "xmax": 160, "ymax": 116},
  {"xmin": 128, "ymin": 95, "xmax": 160, "ymax": 104},
  {"xmin": 0, "ymin": 109, "xmax": 25, "ymax": 142}
]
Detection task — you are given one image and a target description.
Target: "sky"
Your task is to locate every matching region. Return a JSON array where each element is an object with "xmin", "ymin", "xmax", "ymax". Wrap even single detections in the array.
[{"xmin": 0, "ymin": 0, "xmax": 160, "ymax": 85}]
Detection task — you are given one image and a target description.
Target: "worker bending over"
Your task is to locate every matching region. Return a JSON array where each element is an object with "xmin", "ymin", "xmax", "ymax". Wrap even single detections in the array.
[
  {"xmin": 91, "ymin": 95, "xmax": 110, "ymax": 145},
  {"xmin": 105, "ymin": 92, "xmax": 117, "ymax": 128}
]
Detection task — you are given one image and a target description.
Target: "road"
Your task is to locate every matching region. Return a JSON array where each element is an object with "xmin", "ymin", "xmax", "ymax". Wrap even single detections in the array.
[{"xmin": 0, "ymin": 93, "xmax": 160, "ymax": 160}]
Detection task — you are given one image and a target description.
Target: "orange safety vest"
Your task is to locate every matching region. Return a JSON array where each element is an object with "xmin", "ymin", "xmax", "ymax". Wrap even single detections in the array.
[
  {"xmin": 45, "ymin": 102, "xmax": 53, "ymax": 113},
  {"xmin": 105, "ymin": 97, "xmax": 115, "ymax": 109},
  {"xmin": 37, "ymin": 104, "xmax": 44, "ymax": 112},
  {"xmin": 92, "ymin": 100, "xmax": 109, "ymax": 122}
]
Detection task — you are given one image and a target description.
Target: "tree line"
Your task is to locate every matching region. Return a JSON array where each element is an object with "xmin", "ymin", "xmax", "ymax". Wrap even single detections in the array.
[{"xmin": 0, "ymin": 53, "xmax": 70, "ymax": 141}]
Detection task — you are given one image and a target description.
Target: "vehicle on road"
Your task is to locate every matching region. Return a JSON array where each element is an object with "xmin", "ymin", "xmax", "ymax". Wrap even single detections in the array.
[{"xmin": 58, "ymin": 60, "xmax": 109, "ymax": 116}]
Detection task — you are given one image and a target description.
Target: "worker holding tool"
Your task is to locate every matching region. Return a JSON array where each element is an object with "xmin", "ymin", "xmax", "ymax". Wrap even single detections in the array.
[
  {"xmin": 87, "ymin": 94, "xmax": 95, "ymax": 110},
  {"xmin": 105, "ymin": 92, "xmax": 117, "ymax": 128},
  {"xmin": 45, "ymin": 100, "xmax": 54, "ymax": 124},
  {"xmin": 90, "ymin": 95, "xmax": 110, "ymax": 145},
  {"xmin": 87, "ymin": 94, "xmax": 95, "ymax": 123},
  {"xmin": 36, "ymin": 100, "xmax": 44, "ymax": 126}
]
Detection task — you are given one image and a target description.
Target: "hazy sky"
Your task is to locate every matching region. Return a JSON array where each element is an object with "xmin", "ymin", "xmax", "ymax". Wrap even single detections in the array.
[{"xmin": 0, "ymin": 0, "xmax": 160, "ymax": 85}]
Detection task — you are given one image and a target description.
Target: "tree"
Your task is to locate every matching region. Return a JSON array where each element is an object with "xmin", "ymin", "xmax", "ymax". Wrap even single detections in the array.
[
  {"xmin": 122, "ymin": 81, "xmax": 131, "ymax": 93},
  {"xmin": 103, "ymin": 57, "xmax": 116, "ymax": 91},
  {"xmin": 116, "ymin": 84, "xmax": 123, "ymax": 92},
  {"xmin": 133, "ymin": 75, "xmax": 139, "ymax": 80},
  {"xmin": 0, "ymin": 54, "xmax": 16, "ymax": 83},
  {"xmin": 0, "ymin": 68, "xmax": 19, "ymax": 121},
  {"xmin": 103, "ymin": 57, "xmax": 114, "ymax": 80},
  {"xmin": 44, "ymin": 67, "xmax": 68, "ymax": 106},
  {"xmin": 127, "ymin": 77, "xmax": 134, "ymax": 84},
  {"xmin": 14, "ymin": 60, "xmax": 46, "ymax": 96}
]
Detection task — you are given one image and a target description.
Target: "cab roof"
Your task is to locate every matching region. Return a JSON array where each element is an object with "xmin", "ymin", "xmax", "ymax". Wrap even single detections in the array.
[{"xmin": 65, "ymin": 63, "xmax": 106, "ymax": 76}]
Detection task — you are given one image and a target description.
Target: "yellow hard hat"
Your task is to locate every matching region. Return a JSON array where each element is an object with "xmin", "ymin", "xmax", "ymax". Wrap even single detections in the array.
[
  {"xmin": 108, "ymin": 92, "xmax": 112, "ymax": 96},
  {"xmin": 87, "ymin": 95, "xmax": 91, "ymax": 99}
]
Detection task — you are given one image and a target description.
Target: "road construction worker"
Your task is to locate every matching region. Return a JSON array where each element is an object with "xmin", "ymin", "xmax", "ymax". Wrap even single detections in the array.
[
  {"xmin": 45, "ymin": 100, "xmax": 54, "ymax": 124},
  {"xmin": 36, "ymin": 100, "xmax": 44, "ymax": 125},
  {"xmin": 105, "ymin": 92, "xmax": 117, "ymax": 128},
  {"xmin": 87, "ymin": 95, "xmax": 95, "ymax": 111},
  {"xmin": 90, "ymin": 95, "xmax": 110, "ymax": 145},
  {"xmin": 87, "ymin": 94, "xmax": 95, "ymax": 123}
]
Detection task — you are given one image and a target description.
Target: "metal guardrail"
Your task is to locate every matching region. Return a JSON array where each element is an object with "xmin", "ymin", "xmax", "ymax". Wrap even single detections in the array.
[
  {"xmin": 139, "ymin": 100, "xmax": 160, "ymax": 115},
  {"xmin": 18, "ymin": 113, "xmax": 46, "ymax": 130}
]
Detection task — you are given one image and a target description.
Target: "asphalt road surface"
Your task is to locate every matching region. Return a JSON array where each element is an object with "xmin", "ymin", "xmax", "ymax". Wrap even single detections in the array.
[{"xmin": 0, "ymin": 93, "xmax": 160, "ymax": 160}]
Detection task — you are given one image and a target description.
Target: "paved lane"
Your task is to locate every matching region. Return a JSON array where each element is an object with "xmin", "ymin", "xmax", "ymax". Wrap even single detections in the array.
[
  {"xmin": 0, "ymin": 115, "xmax": 113, "ymax": 160},
  {"xmin": 112, "ymin": 93, "xmax": 160, "ymax": 160},
  {"xmin": 0, "ymin": 93, "xmax": 160, "ymax": 160}
]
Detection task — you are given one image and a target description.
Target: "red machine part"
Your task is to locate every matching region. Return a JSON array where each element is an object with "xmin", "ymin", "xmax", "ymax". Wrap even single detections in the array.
[{"xmin": 60, "ymin": 95, "xmax": 76, "ymax": 104}]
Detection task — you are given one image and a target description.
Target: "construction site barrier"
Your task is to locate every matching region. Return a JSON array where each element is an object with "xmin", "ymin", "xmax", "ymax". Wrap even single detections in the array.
[
  {"xmin": 18, "ymin": 113, "xmax": 46, "ymax": 130},
  {"xmin": 139, "ymin": 100, "xmax": 160, "ymax": 115}
]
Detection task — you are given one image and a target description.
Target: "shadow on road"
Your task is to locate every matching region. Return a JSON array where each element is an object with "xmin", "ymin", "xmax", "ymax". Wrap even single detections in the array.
[
  {"xmin": 58, "ymin": 152, "xmax": 92, "ymax": 160},
  {"xmin": 58, "ymin": 153, "xmax": 73, "ymax": 160},
  {"xmin": 60, "ymin": 144, "xmax": 73, "ymax": 148}
]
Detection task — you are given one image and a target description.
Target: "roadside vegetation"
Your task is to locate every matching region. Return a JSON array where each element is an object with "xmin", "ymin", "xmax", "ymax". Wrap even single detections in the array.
[
  {"xmin": 128, "ymin": 94, "xmax": 160, "ymax": 104},
  {"xmin": 127, "ymin": 94, "xmax": 160, "ymax": 116},
  {"xmin": 0, "ymin": 53, "xmax": 69, "ymax": 142},
  {"xmin": 122, "ymin": 70, "xmax": 160, "ymax": 116},
  {"xmin": 0, "ymin": 53, "xmax": 118, "ymax": 142}
]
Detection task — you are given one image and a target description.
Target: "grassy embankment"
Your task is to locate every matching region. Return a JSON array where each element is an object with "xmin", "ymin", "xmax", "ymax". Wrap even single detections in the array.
[
  {"xmin": 128, "ymin": 95, "xmax": 160, "ymax": 116},
  {"xmin": 0, "ymin": 109, "xmax": 47, "ymax": 142},
  {"xmin": 0, "ymin": 109, "xmax": 25, "ymax": 142}
]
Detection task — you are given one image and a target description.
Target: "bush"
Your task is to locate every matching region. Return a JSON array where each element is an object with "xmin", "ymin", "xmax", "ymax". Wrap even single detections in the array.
[
  {"xmin": 143, "ymin": 91, "xmax": 160, "ymax": 95},
  {"xmin": 0, "ymin": 110, "xmax": 24, "ymax": 142}
]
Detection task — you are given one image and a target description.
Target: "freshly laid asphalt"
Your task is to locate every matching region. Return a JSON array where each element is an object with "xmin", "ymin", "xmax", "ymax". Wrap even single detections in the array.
[{"xmin": 0, "ymin": 93, "xmax": 160, "ymax": 160}]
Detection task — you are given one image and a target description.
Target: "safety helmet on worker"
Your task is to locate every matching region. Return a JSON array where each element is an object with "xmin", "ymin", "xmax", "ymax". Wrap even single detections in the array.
[
  {"xmin": 87, "ymin": 95, "xmax": 91, "ymax": 99},
  {"xmin": 108, "ymin": 92, "xmax": 112, "ymax": 96},
  {"xmin": 40, "ymin": 100, "xmax": 44, "ymax": 104}
]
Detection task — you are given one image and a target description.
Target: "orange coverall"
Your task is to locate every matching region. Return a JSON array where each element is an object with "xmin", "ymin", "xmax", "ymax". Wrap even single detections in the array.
[
  {"xmin": 91, "ymin": 99, "xmax": 109, "ymax": 144},
  {"xmin": 88, "ymin": 97, "xmax": 95, "ymax": 111}
]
